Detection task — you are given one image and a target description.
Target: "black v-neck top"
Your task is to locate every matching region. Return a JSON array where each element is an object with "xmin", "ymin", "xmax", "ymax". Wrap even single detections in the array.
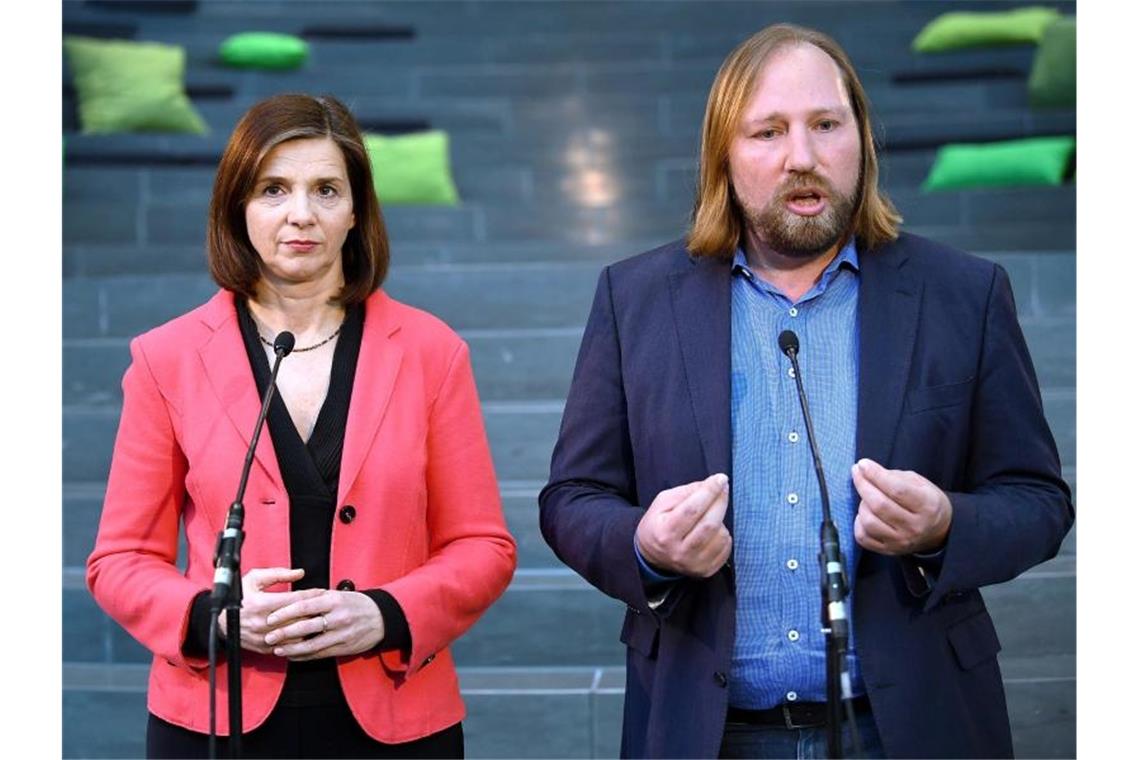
[{"xmin": 183, "ymin": 300, "xmax": 410, "ymax": 689}]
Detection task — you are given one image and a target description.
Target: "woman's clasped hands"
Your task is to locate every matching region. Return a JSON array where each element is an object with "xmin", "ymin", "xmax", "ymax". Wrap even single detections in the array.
[{"xmin": 217, "ymin": 567, "xmax": 386, "ymax": 660}]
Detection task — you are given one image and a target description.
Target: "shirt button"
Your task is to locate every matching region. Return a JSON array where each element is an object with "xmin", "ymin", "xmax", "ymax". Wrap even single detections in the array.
[
  {"xmin": 713, "ymin": 671, "xmax": 728, "ymax": 687},
  {"xmin": 788, "ymin": 431, "xmax": 800, "ymax": 443},
  {"xmin": 787, "ymin": 493, "xmax": 799, "ymax": 505},
  {"xmin": 789, "ymin": 307, "xmax": 799, "ymax": 317},
  {"xmin": 786, "ymin": 559, "xmax": 799, "ymax": 571},
  {"xmin": 787, "ymin": 367, "xmax": 796, "ymax": 378},
  {"xmin": 787, "ymin": 691, "xmax": 799, "ymax": 702},
  {"xmin": 787, "ymin": 629, "xmax": 800, "ymax": 642}
]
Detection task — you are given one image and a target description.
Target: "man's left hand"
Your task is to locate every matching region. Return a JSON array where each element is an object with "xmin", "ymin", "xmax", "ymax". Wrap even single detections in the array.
[{"xmin": 851, "ymin": 458, "xmax": 952, "ymax": 555}]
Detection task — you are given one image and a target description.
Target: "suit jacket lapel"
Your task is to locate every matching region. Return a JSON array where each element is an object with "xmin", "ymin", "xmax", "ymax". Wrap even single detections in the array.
[
  {"xmin": 856, "ymin": 239, "xmax": 923, "ymax": 466},
  {"xmin": 668, "ymin": 254, "xmax": 732, "ymax": 482},
  {"xmin": 338, "ymin": 289, "xmax": 404, "ymax": 500},
  {"xmin": 197, "ymin": 290, "xmax": 284, "ymax": 491}
]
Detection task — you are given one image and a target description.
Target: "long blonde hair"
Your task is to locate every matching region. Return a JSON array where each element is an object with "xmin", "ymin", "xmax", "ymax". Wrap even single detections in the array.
[{"xmin": 686, "ymin": 24, "xmax": 901, "ymax": 258}]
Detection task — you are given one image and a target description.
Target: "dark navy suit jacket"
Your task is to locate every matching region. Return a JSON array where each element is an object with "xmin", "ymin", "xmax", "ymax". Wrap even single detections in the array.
[{"xmin": 539, "ymin": 233, "xmax": 1073, "ymax": 759}]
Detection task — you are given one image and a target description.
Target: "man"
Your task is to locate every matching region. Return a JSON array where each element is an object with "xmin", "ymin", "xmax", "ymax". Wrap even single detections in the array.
[{"xmin": 539, "ymin": 24, "xmax": 1072, "ymax": 760}]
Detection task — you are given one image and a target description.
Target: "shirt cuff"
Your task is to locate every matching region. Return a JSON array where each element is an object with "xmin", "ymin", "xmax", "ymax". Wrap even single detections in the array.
[
  {"xmin": 912, "ymin": 546, "xmax": 946, "ymax": 575},
  {"xmin": 363, "ymin": 589, "xmax": 411, "ymax": 654},
  {"xmin": 184, "ymin": 589, "xmax": 219, "ymax": 658},
  {"xmin": 633, "ymin": 536, "xmax": 681, "ymax": 587}
]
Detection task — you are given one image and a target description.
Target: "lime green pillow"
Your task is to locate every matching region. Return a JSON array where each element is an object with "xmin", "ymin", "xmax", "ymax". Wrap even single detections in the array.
[
  {"xmin": 219, "ymin": 32, "xmax": 309, "ymax": 70},
  {"xmin": 922, "ymin": 136, "xmax": 1075, "ymax": 191},
  {"xmin": 364, "ymin": 131, "xmax": 460, "ymax": 206},
  {"xmin": 912, "ymin": 7, "xmax": 1061, "ymax": 53},
  {"xmin": 64, "ymin": 36, "xmax": 208, "ymax": 135},
  {"xmin": 1028, "ymin": 16, "xmax": 1076, "ymax": 108}
]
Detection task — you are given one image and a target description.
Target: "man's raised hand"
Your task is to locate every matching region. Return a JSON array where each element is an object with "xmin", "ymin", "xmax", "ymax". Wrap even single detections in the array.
[{"xmin": 635, "ymin": 473, "xmax": 732, "ymax": 578}]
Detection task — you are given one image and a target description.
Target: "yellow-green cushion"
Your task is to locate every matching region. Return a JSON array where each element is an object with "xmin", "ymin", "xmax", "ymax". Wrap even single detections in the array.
[
  {"xmin": 912, "ymin": 7, "xmax": 1061, "ymax": 53},
  {"xmin": 219, "ymin": 32, "xmax": 309, "ymax": 70},
  {"xmin": 364, "ymin": 131, "xmax": 460, "ymax": 206},
  {"xmin": 1028, "ymin": 16, "xmax": 1076, "ymax": 108},
  {"xmin": 64, "ymin": 36, "xmax": 208, "ymax": 134},
  {"xmin": 922, "ymin": 136, "xmax": 1075, "ymax": 191}
]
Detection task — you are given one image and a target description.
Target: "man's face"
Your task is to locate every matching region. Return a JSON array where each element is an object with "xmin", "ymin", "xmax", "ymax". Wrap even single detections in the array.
[{"xmin": 728, "ymin": 43, "xmax": 862, "ymax": 258}]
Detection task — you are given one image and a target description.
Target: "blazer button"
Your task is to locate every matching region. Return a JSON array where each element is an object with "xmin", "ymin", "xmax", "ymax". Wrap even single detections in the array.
[
  {"xmin": 336, "ymin": 579, "xmax": 356, "ymax": 591},
  {"xmin": 422, "ymin": 654, "xmax": 436, "ymax": 667},
  {"xmin": 713, "ymin": 671, "xmax": 728, "ymax": 688},
  {"xmin": 338, "ymin": 505, "xmax": 357, "ymax": 524}
]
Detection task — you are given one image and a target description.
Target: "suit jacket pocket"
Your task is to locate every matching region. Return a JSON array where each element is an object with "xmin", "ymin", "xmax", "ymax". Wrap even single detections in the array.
[
  {"xmin": 620, "ymin": 609, "xmax": 660, "ymax": 659},
  {"xmin": 906, "ymin": 378, "xmax": 975, "ymax": 413},
  {"xmin": 947, "ymin": 609, "xmax": 1002, "ymax": 670}
]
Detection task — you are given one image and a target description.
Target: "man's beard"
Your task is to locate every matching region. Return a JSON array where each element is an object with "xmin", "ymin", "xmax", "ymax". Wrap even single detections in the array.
[{"xmin": 740, "ymin": 173, "xmax": 857, "ymax": 258}]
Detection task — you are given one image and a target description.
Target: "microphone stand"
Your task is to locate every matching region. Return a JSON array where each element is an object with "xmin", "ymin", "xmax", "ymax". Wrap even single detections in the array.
[
  {"xmin": 208, "ymin": 332, "xmax": 293, "ymax": 759},
  {"xmin": 780, "ymin": 331, "xmax": 859, "ymax": 759}
]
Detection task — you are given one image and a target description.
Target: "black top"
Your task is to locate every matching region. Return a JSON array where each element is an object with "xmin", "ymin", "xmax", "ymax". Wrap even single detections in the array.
[{"xmin": 183, "ymin": 299, "xmax": 410, "ymax": 701}]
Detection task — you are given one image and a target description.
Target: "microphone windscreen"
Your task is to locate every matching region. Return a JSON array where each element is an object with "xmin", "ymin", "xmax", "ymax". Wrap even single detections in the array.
[
  {"xmin": 778, "ymin": 330, "xmax": 799, "ymax": 356},
  {"xmin": 274, "ymin": 331, "xmax": 296, "ymax": 357}
]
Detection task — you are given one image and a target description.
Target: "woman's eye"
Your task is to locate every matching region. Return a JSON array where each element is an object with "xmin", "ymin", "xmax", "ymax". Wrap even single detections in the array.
[
  {"xmin": 317, "ymin": 185, "xmax": 338, "ymax": 197},
  {"xmin": 263, "ymin": 184, "xmax": 283, "ymax": 196},
  {"xmin": 757, "ymin": 129, "xmax": 778, "ymax": 140},
  {"xmin": 817, "ymin": 120, "xmax": 837, "ymax": 132}
]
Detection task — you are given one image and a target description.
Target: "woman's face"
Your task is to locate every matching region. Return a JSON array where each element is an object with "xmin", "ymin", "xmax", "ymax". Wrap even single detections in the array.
[{"xmin": 245, "ymin": 137, "xmax": 356, "ymax": 293}]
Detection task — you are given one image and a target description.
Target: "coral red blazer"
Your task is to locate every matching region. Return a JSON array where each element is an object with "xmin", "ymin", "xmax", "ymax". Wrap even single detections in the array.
[{"xmin": 87, "ymin": 289, "xmax": 517, "ymax": 742}]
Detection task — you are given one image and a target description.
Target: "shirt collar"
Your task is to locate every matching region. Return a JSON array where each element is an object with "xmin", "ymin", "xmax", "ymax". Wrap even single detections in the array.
[{"xmin": 732, "ymin": 237, "xmax": 860, "ymax": 291}]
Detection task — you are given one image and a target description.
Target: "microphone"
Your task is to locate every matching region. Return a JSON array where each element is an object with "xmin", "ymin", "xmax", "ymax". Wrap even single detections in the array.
[
  {"xmin": 210, "ymin": 331, "xmax": 294, "ymax": 607},
  {"xmin": 778, "ymin": 330, "xmax": 853, "ymax": 694},
  {"xmin": 778, "ymin": 329, "xmax": 799, "ymax": 358},
  {"xmin": 274, "ymin": 330, "xmax": 295, "ymax": 357}
]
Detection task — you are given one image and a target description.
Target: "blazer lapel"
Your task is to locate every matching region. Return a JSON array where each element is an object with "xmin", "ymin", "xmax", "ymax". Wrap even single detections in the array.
[
  {"xmin": 667, "ymin": 255, "xmax": 732, "ymax": 481},
  {"xmin": 338, "ymin": 290, "xmax": 404, "ymax": 501},
  {"xmin": 856, "ymin": 240, "xmax": 923, "ymax": 466},
  {"xmin": 196, "ymin": 290, "xmax": 284, "ymax": 491}
]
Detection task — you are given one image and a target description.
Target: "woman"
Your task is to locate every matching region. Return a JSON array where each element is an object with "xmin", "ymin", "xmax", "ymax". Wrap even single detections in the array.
[{"xmin": 86, "ymin": 93, "xmax": 517, "ymax": 758}]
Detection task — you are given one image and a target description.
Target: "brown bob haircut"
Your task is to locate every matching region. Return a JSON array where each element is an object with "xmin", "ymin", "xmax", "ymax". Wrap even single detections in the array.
[
  {"xmin": 687, "ymin": 24, "xmax": 901, "ymax": 258},
  {"xmin": 207, "ymin": 93, "xmax": 388, "ymax": 304}
]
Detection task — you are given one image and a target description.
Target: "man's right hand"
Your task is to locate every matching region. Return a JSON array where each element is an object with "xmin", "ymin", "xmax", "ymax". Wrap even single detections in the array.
[{"xmin": 635, "ymin": 473, "xmax": 732, "ymax": 578}]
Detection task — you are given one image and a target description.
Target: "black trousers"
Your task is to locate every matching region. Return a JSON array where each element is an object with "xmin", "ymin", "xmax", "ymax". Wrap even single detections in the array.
[{"xmin": 147, "ymin": 694, "xmax": 462, "ymax": 759}]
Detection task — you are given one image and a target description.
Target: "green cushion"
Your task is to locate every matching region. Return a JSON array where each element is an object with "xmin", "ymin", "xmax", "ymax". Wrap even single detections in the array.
[
  {"xmin": 364, "ymin": 131, "xmax": 460, "ymax": 206},
  {"xmin": 912, "ymin": 7, "xmax": 1061, "ymax": 52},
  {"xmin": 64, "ymin": 36, "xmax": 208, "ymax": 135},
  {"xmin": 219, "ymin": 32, "xmax": 309, "ymax": 70},
  {"xmin": 1028, "ymin": 16, "xmax": 1076, "ymax": 108},
  {"xmin": 922, "ymin": 136, "xmax": 1076, "ymax": 191}
]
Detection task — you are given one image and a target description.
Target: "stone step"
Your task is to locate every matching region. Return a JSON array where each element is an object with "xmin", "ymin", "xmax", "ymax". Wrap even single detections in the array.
[
  {"xmin": 62, "ymin": 312, "xmax": 1074, "ymax": 411},
  {"xmin": 64, "ymin": 328, "xmax": 585, "ymax": 407},
  {"xmin": 75, "ymin": 0, "xmax": 1061, "ymax": 48},
  {"xmin": 61, "ymin": 659, "xmax": 1072, "ymax": 759},
  {"xmin": 62, "ymin": 160, "xmax": 1075, "ymax": 248},
  {"xmin": 65, "ymin": 554, "xmax": 1075, "ymax": 669},
  {"xmin": 62, "ymin": 150, "xmax": 974, "ymax": 216},
  {"xmin": 61, "ymin": 384, "xmax": 1075, "ymax": 486},
  {"xmin": 62, "ymin": 472, "xmax": 1078, "ymax": 573},
  {"xmin": 64, "ymin": 479, "xmax": 561, "ymax": 571},
  {"xmin": 61, "ymin": 247, "xmax": 1074, "ymax": 339}
]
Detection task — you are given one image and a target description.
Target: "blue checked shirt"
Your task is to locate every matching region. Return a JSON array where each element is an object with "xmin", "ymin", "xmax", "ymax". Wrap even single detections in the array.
[{"xmin": 728, "ymin": 239, "xmax": 865, "ymax": 709}]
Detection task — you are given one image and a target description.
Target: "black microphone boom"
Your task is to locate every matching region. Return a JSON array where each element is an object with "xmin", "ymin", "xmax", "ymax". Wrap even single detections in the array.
[
  {"xmin": 778, "ymin": 330, "xmax": 859, "ymax": 759},
  {"xmin": 208, "ymin": 330, "xmax": 293, "ymax": 758},
  {"xmin": 210, "ymin": 331, "xmax": 294, "ymax": 606}
]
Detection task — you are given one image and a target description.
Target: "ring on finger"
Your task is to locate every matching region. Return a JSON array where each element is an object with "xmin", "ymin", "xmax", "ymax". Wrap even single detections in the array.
[{"xmin": 320, "ymin": 614, "xmax": 329, "ymax": 633}]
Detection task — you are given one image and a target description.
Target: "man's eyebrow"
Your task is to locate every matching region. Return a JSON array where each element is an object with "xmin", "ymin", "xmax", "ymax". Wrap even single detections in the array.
[{"xmin": 742, "ymin": 105, "xmax": 853, "ymax": 125}]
